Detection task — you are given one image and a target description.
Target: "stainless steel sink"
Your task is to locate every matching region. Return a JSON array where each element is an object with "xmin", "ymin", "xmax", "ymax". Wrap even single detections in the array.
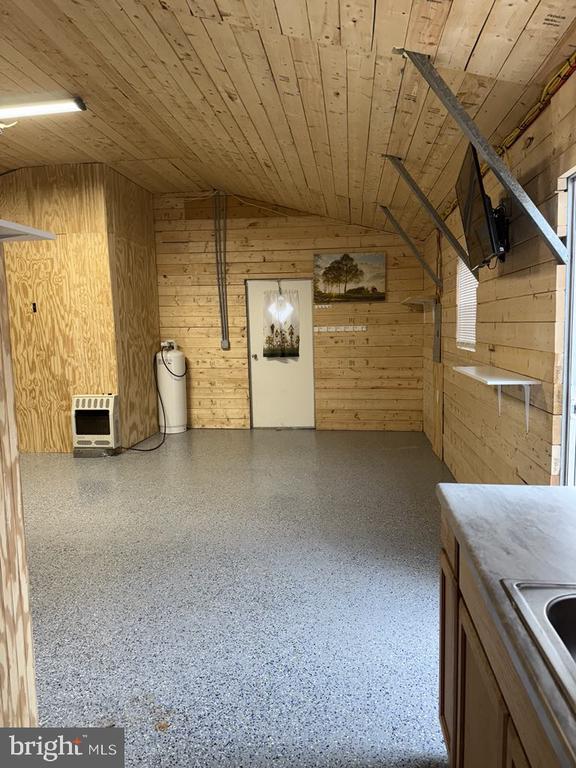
[{"xmin": 503, "ymin": 581, "xmax": 576, "ymax": 710}]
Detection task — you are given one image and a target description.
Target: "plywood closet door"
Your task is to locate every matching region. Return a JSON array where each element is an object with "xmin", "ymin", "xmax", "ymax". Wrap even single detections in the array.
[{"xmin": 0, "ymin": 244, "xmax": 37, "ymax": 726}]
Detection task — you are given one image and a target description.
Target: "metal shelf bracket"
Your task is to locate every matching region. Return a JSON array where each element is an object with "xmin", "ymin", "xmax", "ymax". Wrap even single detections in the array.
[{"xmin": 398, "ymin": 49, "xmax": 568, "ymax": 266}]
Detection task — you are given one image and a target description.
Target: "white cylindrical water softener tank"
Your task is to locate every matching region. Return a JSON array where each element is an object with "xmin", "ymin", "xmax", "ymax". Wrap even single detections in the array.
[{"xmin": 156, "ymin": 341, "xmax": 187, "ymax": 434}]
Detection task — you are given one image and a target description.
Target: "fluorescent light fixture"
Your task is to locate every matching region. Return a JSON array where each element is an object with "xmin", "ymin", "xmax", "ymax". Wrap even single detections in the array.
[{"xmin": 0, "ymin": 97, "xmax": 86, "ymax": 120}]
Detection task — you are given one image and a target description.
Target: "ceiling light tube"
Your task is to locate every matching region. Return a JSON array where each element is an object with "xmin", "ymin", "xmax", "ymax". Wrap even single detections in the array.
[{"xmin": 0, "ymin": 97, "xmax": 86, "ymax": 120}]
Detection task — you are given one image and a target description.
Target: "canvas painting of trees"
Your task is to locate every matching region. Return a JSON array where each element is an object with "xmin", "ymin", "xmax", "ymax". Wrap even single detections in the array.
[{"xmin": 314, "ymin": 252, "xmax": 386, "ymax": 302}]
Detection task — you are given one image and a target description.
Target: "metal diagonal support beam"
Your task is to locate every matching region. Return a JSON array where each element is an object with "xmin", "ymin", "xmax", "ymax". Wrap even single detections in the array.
[
  {"xmin": 381, "ymin": 206, "xmax": 443, "ymax": 289},
  {"xmin": 386, "ymin": 155, "xmax": 469, "ymax": 264},
  {"xmin": 400, "ymin": 49, "xmax": 568, "ymax": 265}
]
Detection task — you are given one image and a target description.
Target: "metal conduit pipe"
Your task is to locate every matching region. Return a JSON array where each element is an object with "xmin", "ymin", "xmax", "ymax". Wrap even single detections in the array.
[{"xmin": 214, "ymin": 190, "xmax": 230, "ymax": 350}]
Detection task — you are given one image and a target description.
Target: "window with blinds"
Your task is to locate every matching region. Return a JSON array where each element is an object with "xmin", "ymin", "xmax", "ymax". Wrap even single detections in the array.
[{"xmin": 456, "ymin": 258, "xmax": 478, "ymax": 351}]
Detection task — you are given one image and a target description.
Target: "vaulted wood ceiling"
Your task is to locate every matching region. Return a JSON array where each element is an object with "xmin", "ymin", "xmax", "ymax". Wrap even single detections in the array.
[{"xmin": 0, "ymin": 0, "xmax": 575, "ymax": 240}]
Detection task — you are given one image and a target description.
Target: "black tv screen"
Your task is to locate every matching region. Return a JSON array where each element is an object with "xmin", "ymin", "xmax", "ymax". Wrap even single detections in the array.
[{"xmin": 455, "ymin": 144, "xmax": 500, "ymax": 273}]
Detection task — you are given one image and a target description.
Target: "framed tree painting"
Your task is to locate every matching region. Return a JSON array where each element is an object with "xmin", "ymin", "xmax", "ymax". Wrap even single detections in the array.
[{"xmin": 313, "ymin": 252, "xmax": 386, "ymax": 302}]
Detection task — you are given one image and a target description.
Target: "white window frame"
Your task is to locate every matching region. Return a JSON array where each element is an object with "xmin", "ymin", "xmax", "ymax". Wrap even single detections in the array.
[{"xmin": 456, "ymin": 258, "xmax": 478, "ymax": 352}]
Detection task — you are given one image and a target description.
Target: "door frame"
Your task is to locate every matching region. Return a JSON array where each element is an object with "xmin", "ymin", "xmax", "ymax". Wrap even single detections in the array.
[
  {"xmin": 561, "ymin": 173, "xmax": 576, "ymax": 485},
  {"xmin": 245, "ymin": 278, "xmax": 316, "ymax": 429}
]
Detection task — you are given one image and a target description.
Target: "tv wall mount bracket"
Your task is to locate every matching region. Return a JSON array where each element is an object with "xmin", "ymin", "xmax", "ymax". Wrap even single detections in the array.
[
  {"xmin": 393, "ymin": 48, "xmax": 568, "ymax": 266},
  {"xmin": 384, "ymin": 155, "xmax": 469, "ymax": 265},
  {"xmin": 380, "ymin": 204, "xmax": 443, "ymax": 289}
]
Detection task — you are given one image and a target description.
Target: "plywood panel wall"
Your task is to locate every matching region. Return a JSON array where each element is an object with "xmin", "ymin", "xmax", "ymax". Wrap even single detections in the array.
[
  {"xmin": 0, "ymin": 164, "xmax": 159, "ymax": 452},
  {"xmin": 0, "ymin": 243, "xmax": 36, "ymax": 726},
  {"xmin": 421, "ymin": 74, "xmax": 575, "ymax": 484},
  {"xmin": 155, "ymin": 196, "xmax": 425, "ymax": 430},
  {"xmin": 0, "ymin": 166, "xmax": 118, "ymax": 453},
  {"xmin": 106, "ymin": 170, "xmax": 160, "ymax": 447}
]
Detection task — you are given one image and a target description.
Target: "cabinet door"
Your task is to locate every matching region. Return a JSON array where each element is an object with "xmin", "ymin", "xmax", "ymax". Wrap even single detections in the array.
[
  {"xmin": 506, "ymin": 721, "xmax": 531, "ymax": 768},
  {"xmin": 440, "ymin": 551, "xmax": 458, "ymax": 757},
  {"xmin": 457, "ymin": 601, "xmax": 508, "ymax": 768}
]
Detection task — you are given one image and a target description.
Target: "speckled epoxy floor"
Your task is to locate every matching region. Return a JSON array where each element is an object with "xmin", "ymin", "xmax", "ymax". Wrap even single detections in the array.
[{"xmin": 21, "ymin": 430, "xmax": 452, "ymax": 768}]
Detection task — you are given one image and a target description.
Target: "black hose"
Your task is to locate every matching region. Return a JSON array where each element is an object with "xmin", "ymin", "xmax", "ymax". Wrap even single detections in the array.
[
  {"xmin": 123, "ymin": 355, "xmax": 167, "ymax": 452},
  {"xmin": 160, "ymin": 347, "xmax": 187, "ymax": 378}
]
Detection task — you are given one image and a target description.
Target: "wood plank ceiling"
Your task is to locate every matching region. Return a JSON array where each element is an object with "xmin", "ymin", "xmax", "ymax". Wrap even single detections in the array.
[{"xmin": 0, "ymin": 0, "xmax": 575, "ymax": 241}]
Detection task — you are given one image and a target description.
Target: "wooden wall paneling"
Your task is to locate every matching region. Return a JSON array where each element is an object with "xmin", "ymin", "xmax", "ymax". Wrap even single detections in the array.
[
  {"xmin": 198, "ymin": 18, "xmax": 300, "ymax": 205},
  {"xmin": 0, "ymin": 242, "xmax": 37, "ymax": 726},
  {"xmin": 306, "ymin": 0, "xmax": 340, "ymax": 45},
  {"xmin": 417, "ymin": 71, "xmax": 575, "ymax": 483},
  {"xmin": 372, "ymin": 0, "xmax": 411, "ymax": 54},
  {"xmin": 132, "ymin": 1, "xmax": 278, "ymax": 199},
  {"xmin": 274, "ymin": 0, "xmax": 310, "ymax": 39},
  {"xmin": 0, "ymin": 0, "xmax": 570, "ymax": 241},
  {"xmin": 420, "ymin": 73, "xmax": 570, "ymax": 483},
  {"xmin": 409, "ymin": 105, "xmax": 525, "ymax": 238},
  {"xmin": 396, "ymin": 72, "xmax": 499, "ymax": 236},
  {"xmin": 155, "ymin": 195, "xmax": 425, "ymax": 430},
  {"xmin": 319, "ymin": 43, "xmax": 348, "ymax": 198},
  {"xmin": 260, "ymin": 32, "xmax": 324, "ymax": 197},
  {"xmin": 1, "ymin": 166, "xmax": 119, "ymax": 453},
  {"xmin": 1, "ymin": 1, "xmax": 191, "ymax": 161},
  {"xmin": 347, "ymin": 48, "xmax": 376, "ymax": 223},
  {"xmin": 405, "ymin": 0, "xmax": 453, "ymax": 56},
  {"xmin": 466, "ymin": 0, "xmax": 541, "ymax": 80},
  {"xmin": 434, "ymin": 0, "xmax": 495, "ymax": 71},
  {"xmin": 105, "ymin": 168, "xmax": 160, "ymax": 447},
  {"xmin": 289, "ymin": 38, "xmax": 338, "ymax": 213},
  {"xmin": 7, "ymin": 233, "xmax": 119, "ymax": 453},
  {"xmin": 339, "ymin": 0, "xmax": 374, "ymax": 52},
  {"xmin": 242, "ymin": 0, "xmax": 282, "ymax": 36},
  {"xmin": 1, "ymin": 164, "xmax": 159, "ymax": 452},
  {"xmin": 235, "ymin": 30, "xmax": 311, "ymax": 204},
  {"xmin": 488, "ymin": 0, "xmax": 576, "ymax": 86},
  {"xmin": 387, "ymin": 67, "xmax": 467, "ymax": 231},
  {"xmin": 360, "ymin": 55, "xmax": 405, "ymax": 225}
]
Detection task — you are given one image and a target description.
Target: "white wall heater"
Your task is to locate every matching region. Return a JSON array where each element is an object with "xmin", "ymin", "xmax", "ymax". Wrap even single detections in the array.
[{"xmin": 72, "ymin": 394, "xmax": 121, "ymax": 454}]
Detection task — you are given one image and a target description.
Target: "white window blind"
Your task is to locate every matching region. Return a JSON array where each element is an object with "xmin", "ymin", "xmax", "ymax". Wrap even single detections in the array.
[{"xmin": 456, "ymin": 259, "xmax": 478, "ymax": 351}]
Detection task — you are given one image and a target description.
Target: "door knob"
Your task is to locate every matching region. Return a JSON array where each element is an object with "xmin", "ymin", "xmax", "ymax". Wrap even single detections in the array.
[{"xmin": 252, "ymin": 353, "xmax": 258, "ymax": 360}]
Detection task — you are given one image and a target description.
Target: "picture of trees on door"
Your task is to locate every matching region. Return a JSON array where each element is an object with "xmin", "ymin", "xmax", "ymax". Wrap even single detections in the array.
[{"xmin": 314, "ymin": 252, "xmax": 386, "ymax": 302}]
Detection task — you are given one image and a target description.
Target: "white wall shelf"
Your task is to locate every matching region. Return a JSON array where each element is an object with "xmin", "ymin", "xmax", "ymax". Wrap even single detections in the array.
[{"xmin": 453, "ymin": 365, "xmax": 540, "ymax": 431}]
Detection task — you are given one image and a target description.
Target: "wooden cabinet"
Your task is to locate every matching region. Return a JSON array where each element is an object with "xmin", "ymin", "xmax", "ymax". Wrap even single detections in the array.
[
  {"xmin": 506, "ymin": 721, "xmax": 530, "ymax": 768},
  {"xmin": 440, "ymin": 551, "xmax": 458, "ymax": 758},
  {"xmin": 438, "ymin": 512, "xmax": 556, "ymax": 768},
  {"xmin": 456, "ymin": 602, "xmax": 508, "ymax": 768}
]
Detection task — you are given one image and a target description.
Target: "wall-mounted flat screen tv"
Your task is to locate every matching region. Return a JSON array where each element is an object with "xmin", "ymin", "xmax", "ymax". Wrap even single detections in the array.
[{"xmin": 455, "ymin": 144, "xmax": 508, "ymax": 274}]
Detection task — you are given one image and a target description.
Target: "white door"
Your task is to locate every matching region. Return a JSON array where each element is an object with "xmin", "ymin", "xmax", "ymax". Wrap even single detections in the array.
[{"xmin": 247, "ymin": 279, "xmax": 315, "ymax": 428}]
